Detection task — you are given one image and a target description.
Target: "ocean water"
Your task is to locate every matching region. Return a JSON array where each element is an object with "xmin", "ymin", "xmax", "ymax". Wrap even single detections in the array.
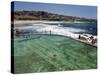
[
  {"xmin": 60, "ymin": 22, "xmax": 97, "ymax": 35},
  {"xmin": 14, "ymin": 22, "xmax": 97, "ymax": 39}
]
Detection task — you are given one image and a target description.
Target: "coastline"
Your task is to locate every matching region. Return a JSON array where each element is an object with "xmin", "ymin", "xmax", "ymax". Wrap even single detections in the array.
[{"xmin": 12, "ymin": 20, "xmax": 91, "ymax": 25}]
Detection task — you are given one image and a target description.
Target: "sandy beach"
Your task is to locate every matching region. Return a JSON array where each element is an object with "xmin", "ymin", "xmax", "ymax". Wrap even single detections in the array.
[{"xmin": 13, "ymin": 20, "xmax": 87, "ymax": 25}]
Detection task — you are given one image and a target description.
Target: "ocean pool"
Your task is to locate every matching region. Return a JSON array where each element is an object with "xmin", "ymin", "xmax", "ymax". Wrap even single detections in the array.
[{"xmin": 14, "ymin": 34, "xmax": 97, "ymax": 73}]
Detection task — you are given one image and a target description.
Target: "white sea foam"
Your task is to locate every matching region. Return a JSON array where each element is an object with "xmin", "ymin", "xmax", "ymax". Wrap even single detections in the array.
[
  {"xmin": 30, "ymin": 23, "xmax": 86, "ymax": 39},
  {"xmin": 15, "ymin": 22, "xmax": 97, "ymax": 40}
]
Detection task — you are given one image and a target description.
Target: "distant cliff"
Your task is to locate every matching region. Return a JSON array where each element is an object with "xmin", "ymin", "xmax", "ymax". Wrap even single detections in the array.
[{"xmin": 12, "ymin": 10, "xmax": 97, "ymax": 22}]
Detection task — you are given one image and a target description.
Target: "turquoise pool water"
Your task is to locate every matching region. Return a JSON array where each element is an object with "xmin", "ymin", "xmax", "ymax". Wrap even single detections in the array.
[{"xmin": 14, "ymin": 35, "xmax": 97, "ymax": 73}]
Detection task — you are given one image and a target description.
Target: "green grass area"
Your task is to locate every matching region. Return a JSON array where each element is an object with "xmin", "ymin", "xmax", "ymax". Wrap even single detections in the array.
[{"xmin": 14, "ymin": 35, "xmax": 97, "ymax": 74}]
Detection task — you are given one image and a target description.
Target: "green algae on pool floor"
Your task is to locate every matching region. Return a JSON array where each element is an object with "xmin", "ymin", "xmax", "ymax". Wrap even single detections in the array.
[{"xmin": 14, "ymin": 35, "xmax": 97, "ymax": 74}]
